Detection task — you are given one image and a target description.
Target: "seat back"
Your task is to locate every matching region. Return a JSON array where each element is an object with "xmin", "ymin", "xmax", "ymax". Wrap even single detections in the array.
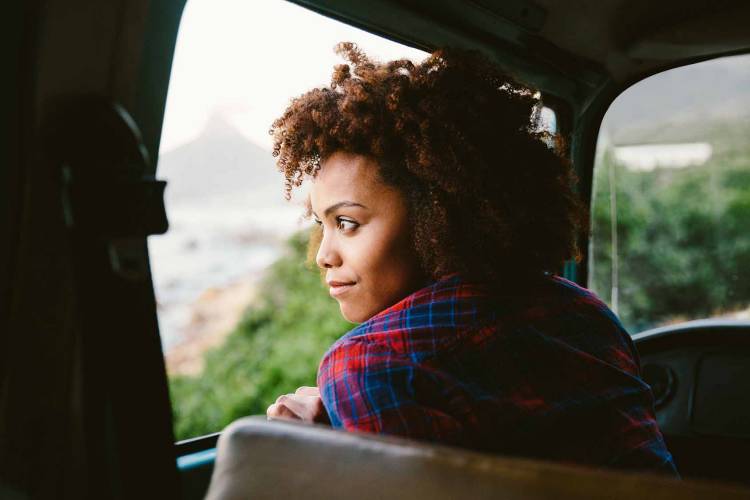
[{"xmin": 205, "ymin": 416, "xmax": 747, "ymax": 500}]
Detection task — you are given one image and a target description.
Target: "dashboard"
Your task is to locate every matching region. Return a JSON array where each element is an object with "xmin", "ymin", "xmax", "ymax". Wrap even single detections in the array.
[{"xmin": 634, "ymin": 319, "xmax": 750, "ymax": 485}]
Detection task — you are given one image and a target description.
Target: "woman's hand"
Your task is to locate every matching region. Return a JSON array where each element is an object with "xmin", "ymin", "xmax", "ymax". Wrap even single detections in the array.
[{"xmin": 266, "ymin": 386, "xmax": 331, "ymax": 425}]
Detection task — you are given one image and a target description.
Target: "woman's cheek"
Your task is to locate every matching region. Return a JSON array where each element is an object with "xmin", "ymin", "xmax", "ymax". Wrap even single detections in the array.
[{"xmin": 348, "ymin": 230, "xmax": 376, "ymax": 276}]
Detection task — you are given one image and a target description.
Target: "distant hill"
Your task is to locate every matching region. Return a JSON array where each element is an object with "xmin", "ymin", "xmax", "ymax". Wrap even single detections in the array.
[
  {"xmin": 157, "ymin": 113, "xmax": 286, "ymax": 207},
  {"xmin": 601, "ymin": 54, "xmax": 750, "ymax": 147}
]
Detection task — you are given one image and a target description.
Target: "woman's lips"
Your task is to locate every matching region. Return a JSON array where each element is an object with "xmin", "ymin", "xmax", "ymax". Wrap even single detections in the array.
[{"xmin": 328, "ymin": 281, "xmax": 356, "ymax": 298}]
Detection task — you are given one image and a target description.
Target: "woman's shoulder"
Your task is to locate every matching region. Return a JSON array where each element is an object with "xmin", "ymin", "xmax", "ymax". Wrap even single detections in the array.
[
  {"xmin": 539, "ymin": 274, "xmax": 629, "ymax": 332},
  {"xmin": 321, "ymin": 274, "xmax": 488, "ymax": 365},
  {"xmin": 323, "ymin": 272, "xmax": 629, "ymax": 366},
  {"xmin": 324, "ymin": 274, "xmax": 493, "ymax": 359},
  {"xmin": 376, "ymin": 272, "xmax": 493, "ymax": 314}
]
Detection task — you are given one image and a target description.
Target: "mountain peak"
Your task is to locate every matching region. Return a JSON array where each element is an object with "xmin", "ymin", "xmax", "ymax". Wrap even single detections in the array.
[{"xmin": 201, "ymin": 110, "xmax": 246, "ymax": 140}]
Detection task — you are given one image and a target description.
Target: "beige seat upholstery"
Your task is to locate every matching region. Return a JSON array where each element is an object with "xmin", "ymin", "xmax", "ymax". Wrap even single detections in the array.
[{"xmin": 205, "ymin": 416, "xmax": 747, "ymax": 500}]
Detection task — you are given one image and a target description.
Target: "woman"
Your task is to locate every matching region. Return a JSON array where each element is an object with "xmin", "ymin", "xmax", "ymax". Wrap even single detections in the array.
[{"xmin": 265, "ymin": 43, "xmax": 677, "ymax": 476}]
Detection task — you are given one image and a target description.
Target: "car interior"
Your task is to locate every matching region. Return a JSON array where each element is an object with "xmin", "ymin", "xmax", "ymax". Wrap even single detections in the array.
[{"xmin": 3, "ymin": 0, "xmax": 750, "ymax": 499}]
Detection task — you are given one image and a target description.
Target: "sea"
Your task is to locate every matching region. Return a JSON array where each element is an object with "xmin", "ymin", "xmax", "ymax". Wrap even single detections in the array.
[{"xmin": 148, "ymin": 195, "xmax": 304, "ymax": 351}]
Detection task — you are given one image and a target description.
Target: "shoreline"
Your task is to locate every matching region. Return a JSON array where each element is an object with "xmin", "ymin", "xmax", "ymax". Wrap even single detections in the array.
[{"xmin": 165, "ymin": 274, "xmax": 259, "ymax": 376}]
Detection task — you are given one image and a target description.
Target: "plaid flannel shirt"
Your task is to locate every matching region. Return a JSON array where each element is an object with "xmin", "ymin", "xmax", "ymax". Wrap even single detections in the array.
[{"xmin": 317, "ymin": 273, "xmax": 678, "ymax": 475}]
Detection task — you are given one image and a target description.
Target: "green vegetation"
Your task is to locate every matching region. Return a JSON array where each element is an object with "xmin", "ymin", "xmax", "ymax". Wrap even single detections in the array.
[
  {"xmin": 590, "ymin": 141, "xmax": 750, "ymax": 332},
  {"xmin": 169, "ymin": 230, "xmax": 350, "ymax": 441}
]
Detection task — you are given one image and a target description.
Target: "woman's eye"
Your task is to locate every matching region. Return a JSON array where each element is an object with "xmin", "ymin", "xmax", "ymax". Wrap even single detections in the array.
[{"xmin": 336, "ymin": 218, "xmax": 359, "ymax": 232}]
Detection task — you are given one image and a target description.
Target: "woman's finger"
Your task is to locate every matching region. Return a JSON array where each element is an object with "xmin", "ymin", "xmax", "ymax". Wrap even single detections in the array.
[
  {"xmin": 266, "ymin": 402, "xmax": 300, "ymax": 420},
  {"xmin": 295, "ymin": 386, "xmax": 320, "ymax": 396},
  {"xmin": 276, "ymin": 394, "xmax": 314, "ymax": 420},
  {"xmin": 275, "ymin": 393, "xmax": 292, "ymax": 405},
  {"xmin": 268, "ymin": 391, "xmax": 330, "ymax": 424}
]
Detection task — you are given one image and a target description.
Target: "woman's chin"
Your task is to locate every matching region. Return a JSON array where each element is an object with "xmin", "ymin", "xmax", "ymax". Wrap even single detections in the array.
[{"xmin": 338, "ymin": 302, "xmax": 371, "ymax": 324}]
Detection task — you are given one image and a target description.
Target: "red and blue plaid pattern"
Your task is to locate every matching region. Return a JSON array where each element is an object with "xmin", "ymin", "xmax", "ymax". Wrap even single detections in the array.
[{"xmin": 317, "ymin": 273, "xmax": 678, "ymax": 475}]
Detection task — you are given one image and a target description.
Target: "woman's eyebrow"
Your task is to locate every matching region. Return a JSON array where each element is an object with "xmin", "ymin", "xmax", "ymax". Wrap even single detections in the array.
[{"xmin": 319, "ymin": 201, "xmax": 367, "ymax": 217}]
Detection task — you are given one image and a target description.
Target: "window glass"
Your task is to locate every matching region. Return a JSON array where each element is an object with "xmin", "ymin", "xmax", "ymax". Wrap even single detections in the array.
[
  {"xmin": 589, "ymin": 54, "xmax": 750, "ymax": 333},
  {"xmin": 149, "ymin": 0, "xmax": 427, "ymax": 440}
]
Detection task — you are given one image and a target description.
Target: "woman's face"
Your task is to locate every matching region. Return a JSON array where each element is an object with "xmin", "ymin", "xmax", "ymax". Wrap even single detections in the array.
[{"xmin": 310, "ymin": 152, "xmax": 425, "ymax": 323}]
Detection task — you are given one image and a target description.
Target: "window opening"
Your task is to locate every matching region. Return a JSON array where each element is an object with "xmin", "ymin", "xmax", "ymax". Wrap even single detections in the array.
[
  {"xmin": 149, "ymin": 0, "xmax": 427, "ymax": 440},
  {"xmin": 589, "ymin": 54, "xmax": 750, "ymax": 333}
]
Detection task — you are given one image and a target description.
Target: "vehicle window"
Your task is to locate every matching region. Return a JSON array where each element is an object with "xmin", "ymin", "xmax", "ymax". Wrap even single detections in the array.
[
  {"xmin": 588, "ymin": 54, "xmax": 750, "ymax": 334},
  {"xmin": 149, "ymin": 0, "xmax": 427, "ymax": 440}
]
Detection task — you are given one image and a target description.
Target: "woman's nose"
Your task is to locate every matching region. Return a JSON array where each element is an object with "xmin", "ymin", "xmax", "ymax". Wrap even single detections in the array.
[{"xmin": 315, "ymin": 233, "xmax": 342, "ymax": 269}]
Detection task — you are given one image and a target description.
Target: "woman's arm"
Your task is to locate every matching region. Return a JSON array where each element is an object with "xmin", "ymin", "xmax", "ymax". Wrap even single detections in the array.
[{"xmin": 317, "ymin": 339, "xmax": 465, "ymax": 444}]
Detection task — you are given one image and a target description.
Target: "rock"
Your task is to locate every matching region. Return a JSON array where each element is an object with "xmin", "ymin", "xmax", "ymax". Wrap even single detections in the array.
[{"xmin": 165, "ymin": 276, "xmax": 258, "ymax": 376}]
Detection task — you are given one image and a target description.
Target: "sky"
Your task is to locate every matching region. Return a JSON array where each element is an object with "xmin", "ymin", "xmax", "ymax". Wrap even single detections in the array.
[{"xmin": 159, "ymin": 0, "xmax": 428, "ymax": 154}]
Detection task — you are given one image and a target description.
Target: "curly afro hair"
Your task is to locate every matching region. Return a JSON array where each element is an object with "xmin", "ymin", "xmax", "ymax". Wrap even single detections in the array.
[{"xmin": 271, "ymin": 42, "xmax": 587, "ymax": 284}]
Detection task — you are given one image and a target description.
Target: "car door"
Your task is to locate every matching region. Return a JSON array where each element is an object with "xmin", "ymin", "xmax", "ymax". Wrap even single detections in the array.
[{"xmin": 1, "ymin": 1, "xmax": 183, "ymax": 498}]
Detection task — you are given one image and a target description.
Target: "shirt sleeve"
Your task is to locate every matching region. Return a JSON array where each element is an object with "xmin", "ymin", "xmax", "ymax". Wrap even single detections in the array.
[{"xmin": 317, "ymin": 339, "xmax": 465, "ymax": 445}]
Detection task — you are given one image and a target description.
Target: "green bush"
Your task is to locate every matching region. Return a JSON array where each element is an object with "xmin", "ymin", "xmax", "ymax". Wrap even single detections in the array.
[
  {"xmin": 590, "ymin": 145, "xmax": 750, "ymax": 332},
  {"xmin": 169, "ymin": 230, "xmax": 350, "ymax": 441}
]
